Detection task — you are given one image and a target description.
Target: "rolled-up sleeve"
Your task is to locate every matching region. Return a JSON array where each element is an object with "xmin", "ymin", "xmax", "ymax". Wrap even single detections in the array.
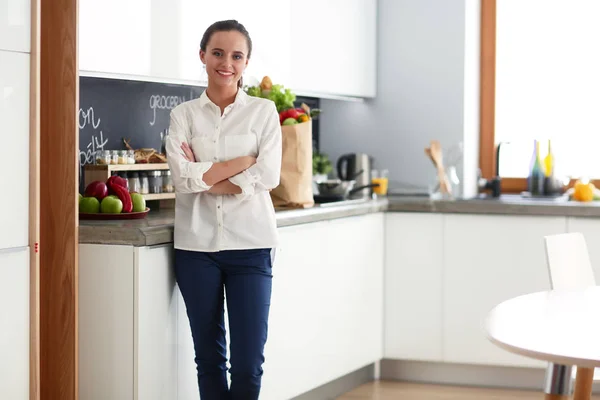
[
  {"xmin": 166, "ymin": 110, "xmax": 214, "ymax": 193},
  {"xmin": 228, "ymin": 102, "xmax": 282, "ymax": 197}
]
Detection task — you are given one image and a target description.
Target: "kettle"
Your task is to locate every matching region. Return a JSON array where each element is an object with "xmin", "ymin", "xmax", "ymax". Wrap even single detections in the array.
[{"xmin": 337, "ymin": 153, "xmax": 373, "ymax": 199}]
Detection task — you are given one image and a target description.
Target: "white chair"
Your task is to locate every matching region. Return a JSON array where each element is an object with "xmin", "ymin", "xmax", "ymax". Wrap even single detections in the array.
[{"xmin": 543, "ymin": 232, "xmax": 600, "ymax": 397}]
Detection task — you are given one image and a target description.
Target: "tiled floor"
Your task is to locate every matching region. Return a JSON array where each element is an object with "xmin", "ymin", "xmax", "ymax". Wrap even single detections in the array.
[{"xmin": 336, "ymin": 380, "xmax": 600, "ymax": 399}]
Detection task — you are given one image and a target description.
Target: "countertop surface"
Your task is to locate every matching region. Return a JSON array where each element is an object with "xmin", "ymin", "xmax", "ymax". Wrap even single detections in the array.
[
  {"xmin": 387, "ymin": 193, "xmax": 600, "ymax": 217},
  {"xmin": 79, "ymin": 198, "xmax": 389, "ymax": 247},
  {"xmin": 79, "ymin": 194, "xmax": 600, "ymax": 246}
]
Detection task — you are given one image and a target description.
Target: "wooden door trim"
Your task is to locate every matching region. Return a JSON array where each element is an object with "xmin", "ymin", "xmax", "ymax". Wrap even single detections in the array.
[
  {"xmin": 39, "ymin": 0, "xmax": 79, "ymax": 399},
  {"xmin": 29, "ymin": 0, "xmax": 40, "ymax": 398},
  {"xmin": 479, "ymin": 0, "xmax": 496, "ymax": 181}
]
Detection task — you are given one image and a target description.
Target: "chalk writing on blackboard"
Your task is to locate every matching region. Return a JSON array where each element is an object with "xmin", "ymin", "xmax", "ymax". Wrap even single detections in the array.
[
  {"xmin": 148, "ymin": 89, "xmax": 202, "ymax": 126},
  {"xmin": 78, "ymin": 106, "xmax": 108, "ymax": 173}
]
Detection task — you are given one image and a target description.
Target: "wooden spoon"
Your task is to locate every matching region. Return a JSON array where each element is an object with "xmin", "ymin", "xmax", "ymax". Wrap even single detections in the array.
[{"xmin": 426, "ymin": 140, "xmax": 452, "ymax": 196}]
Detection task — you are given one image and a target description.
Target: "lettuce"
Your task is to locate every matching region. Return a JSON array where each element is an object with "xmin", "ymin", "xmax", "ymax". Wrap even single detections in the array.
[{"xmin": 245, "ymin": 83, "xmax": 296, "ymax": 113}]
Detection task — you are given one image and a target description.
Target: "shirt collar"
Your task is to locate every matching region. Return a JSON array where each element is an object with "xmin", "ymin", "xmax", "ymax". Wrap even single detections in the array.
[{"xmin": 199, "ymin": 88, "xmax": 248, "ymax": 109}]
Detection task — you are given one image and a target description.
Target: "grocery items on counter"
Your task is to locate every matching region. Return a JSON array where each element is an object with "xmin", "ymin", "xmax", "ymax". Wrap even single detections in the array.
[
  {"xmin": 246, "ymin": 76, "xmax": 322, "ymax": 126},
  {"xmin": 568, "ymin": 179, "xmax": 600, "ymax": 202},
  {"xmin": 245, "ymin": 76, "xmax": 319, "ymax": 208},
  {"xmin": 79, "ymin": 175, "xmax": 147, "ymax": 216}
]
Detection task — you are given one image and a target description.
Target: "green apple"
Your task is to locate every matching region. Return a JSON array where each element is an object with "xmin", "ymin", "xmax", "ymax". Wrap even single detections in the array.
[
  {"xmin": 282, "ymin": 117, "xmax": 298, "ymax": 126},
  {"xmin": 101, "ymin": 195, "xmax": 123, "ymax": 214},
  {"xmin": 78, "ymin": 193, "xmax": 83, "ymax": 203},
  {"xmin": 79, "ymin": 196, "xmax": 100, "ymax": 213},
  {"xmin": 130, "ymin": 192, "xmax": 146, "ymax": 213}
]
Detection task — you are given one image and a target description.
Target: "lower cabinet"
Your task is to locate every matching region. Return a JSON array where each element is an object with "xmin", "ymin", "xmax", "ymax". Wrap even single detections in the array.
[
  {"xmin": 79, "ymin": 213, "xmax": 385, "ymax": 400},
  {"xmin": 384, "ymin": 212, "xmax": 568, "ymax": 369},
  {"xmin": 443, "ymin": 214, "xmax": 565, "ymax": 368},
  {"xmin": 384, "ymin": 213, "xmax": 444, "ymax": 362},
  {"xmin": 261, "ymin": 213, "xmax": 384, "ymax": 400},
  {"xmin": 79, "ymin": 244, "xmax": 178, "ymax": 400},
  {"xmin": 0, "ymin": 248, "xmax": 29, "ymax": 400}
]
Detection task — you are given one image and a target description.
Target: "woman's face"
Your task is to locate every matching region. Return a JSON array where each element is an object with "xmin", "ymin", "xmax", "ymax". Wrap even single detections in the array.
[{"xmin": 200, "ymin": 30, "xmax": 249, "ymax": 89}]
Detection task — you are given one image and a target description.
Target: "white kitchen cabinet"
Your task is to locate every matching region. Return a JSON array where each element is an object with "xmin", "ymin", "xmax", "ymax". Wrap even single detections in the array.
[
  {"xmin": 79, "ymin": 0, "xmax": 376, "ymax": 98},
  {"xmin": 79, "ymin": 0, "xmax": 153, "ymax": 78},
  {"xmin": 0, "ymin": 247, "xmax": 29, "ymax": 400},
  {"xmin": 136, "ymin": 245, "xmax": 178, "ymax": 400},
  {"xmin": 79, "ymin": 0, "xmax": 292, "ymax": 87},
  {"xmin": 289, "ymin": 0, "xmax": 377, "ymax": 98},
  {"xmin": 384, "ymin": 213, "xmax": 444, "ymax": 362},
  {"xmin": 0, "ymin": 0, "xmax": 30, "ymax": 53},
  {"xmin": 79, "ymin": 244, "xmax": 178, "ymax": 400},
  {"xmin": 261, "ymin": 213, "xmax": 384, "ymax": 400},
  {"xmin": 442, "ymin": 214, "xmax": 566, "ymax": 368},
  {"xmin": 567, "ymin": 217, "xmax": 600, "ymax": 282},
  {"xmin": 177, "ymin": 291, "xmax": 199, "ymax": 400},
  {"xmin": 179, "ymin": 0, "xmax": 292, "ymax": 87},
  {"xmin": 0, "ymin": 50, "xmax": 29, "ymax": 250}
]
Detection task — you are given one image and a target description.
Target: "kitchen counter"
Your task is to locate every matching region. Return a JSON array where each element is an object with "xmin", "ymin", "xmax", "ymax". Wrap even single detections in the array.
[
  {"xmin": 78, "ymin": 198, "xmax": 389, "ymax": 246},
  {"xmin": 388, "ymin": 193, "xmax": 600, "ymax": 217},
  {"xmin": 79, "ymin": 194, "xmax": 600, "ymax": 247}
]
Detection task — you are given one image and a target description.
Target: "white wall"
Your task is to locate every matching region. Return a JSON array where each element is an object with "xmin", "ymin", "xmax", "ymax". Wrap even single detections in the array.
[{"xmin": 319, "ymin": 0, "xmax": 480, "ymax": 198}]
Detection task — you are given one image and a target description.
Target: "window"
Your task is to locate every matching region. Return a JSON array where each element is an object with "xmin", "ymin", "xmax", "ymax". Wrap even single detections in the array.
[{"xmin": 480, "ymin": 0, "xmax": 600, "ymax": 192}]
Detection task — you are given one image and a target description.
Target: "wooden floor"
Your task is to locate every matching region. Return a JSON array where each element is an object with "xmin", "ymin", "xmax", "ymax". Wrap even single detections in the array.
[{"xmin": 336, "ymin": 381, "xmax": 600, "ymax": 399}]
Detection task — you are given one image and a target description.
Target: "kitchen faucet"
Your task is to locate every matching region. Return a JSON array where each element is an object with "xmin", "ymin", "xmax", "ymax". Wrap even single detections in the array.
[{"xmin": 478, "ymin": 141, "xmax": 508, "ymax": 198}]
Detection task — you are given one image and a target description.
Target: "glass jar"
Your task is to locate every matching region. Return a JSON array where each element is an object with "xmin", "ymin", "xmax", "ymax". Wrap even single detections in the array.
[
  {"xmin": 148, "ymin": 171, "xmax": 163, "ymax": 194},
  {"xmin": 128, "ymin": 172, "xmax": 141, "ymax": 193},
  {"xmin": 139, "ymin": 172, "xmax": 149, "ymax": 194},
  {"xmin": 127, "ymin": 150, "xmax": 136, "ymax": 164},
  {"xmin": 117, "ymin": 172, "xmax": 129, "ymax": 191},
  {"xmin": 162, "ymin": 170, "xmax": 174, "ymax": 193},
  {"xmin": 110, "ymin": 150, "xmax": 119, "ymax": 165},
  {"xmin": 118, "ymin": 150, "xmax": 128, "ymax": 165},
  {"xmin": 96, "ymin": 150, "xmax": 111, "ymax": 165}
]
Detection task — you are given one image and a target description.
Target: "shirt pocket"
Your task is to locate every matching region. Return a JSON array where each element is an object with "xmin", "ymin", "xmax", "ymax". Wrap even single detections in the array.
[
  {"xmin": 224, "ymin": 133, "xmax": 258, "ymax": 160},
  {"xmin": 190, "ymin": 135, "xmax": 215, "ymax": 162}
]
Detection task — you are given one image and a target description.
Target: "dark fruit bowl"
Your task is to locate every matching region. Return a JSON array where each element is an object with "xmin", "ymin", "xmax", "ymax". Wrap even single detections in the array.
[{"xmin": 79, "ymin": 207, "xmax": 151, "ymax": 220}]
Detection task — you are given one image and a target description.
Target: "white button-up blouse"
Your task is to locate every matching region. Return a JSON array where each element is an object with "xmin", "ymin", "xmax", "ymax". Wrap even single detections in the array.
[{"xmin": 165, "ymin": 89, "xmax": 282, "ymax": 252}]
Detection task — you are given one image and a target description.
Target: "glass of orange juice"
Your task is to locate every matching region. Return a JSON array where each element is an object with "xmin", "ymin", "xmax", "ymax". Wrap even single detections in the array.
[{"xmin": 372, "ymin": 169, "xmax": 389, "ymax": 196}]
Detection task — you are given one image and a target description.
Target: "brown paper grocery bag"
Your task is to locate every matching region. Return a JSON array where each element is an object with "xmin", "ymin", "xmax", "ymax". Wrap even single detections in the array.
[{"xmin": 270, "ymin": 121, "xmax": 314, "ymax": 208}]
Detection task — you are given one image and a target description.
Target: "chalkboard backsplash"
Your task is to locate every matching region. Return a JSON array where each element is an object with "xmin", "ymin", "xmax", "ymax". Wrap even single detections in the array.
[{"xmin": 79, "ymin": 76, "xmax": 320, "ymax": 191}]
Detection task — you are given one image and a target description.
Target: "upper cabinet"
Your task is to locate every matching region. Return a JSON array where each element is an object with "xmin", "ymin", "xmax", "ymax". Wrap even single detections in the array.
[
  {"xmin": 289, "ymin": 0, "xmax": 377, "ymax": 98},
  {"xmin": 78, "ymin": 0, "xmax": 377, "ymax": 98},
  {"xmin": 79, "ymin": 0, "xmax": 153, "ymax": 77},
  {"xmin": 0, "ymin": 0, "xmax": 30, "ymax": 53},
  {"xmin": 0, "ymin": 50, "xmax": 29, "ymax": 250},
  {"xmin": 184, "ymin": 0, "xmax": 293, "ymax": 88}
]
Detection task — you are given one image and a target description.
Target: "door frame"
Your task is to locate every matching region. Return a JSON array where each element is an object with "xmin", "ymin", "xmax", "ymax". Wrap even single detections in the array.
[{"xmin": 38, "ymin": 0, "xmax": 79, "ymax": 399}]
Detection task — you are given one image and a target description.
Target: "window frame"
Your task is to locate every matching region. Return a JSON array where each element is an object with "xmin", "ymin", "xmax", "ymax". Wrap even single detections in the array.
[{"xmin": 478, "ymin": 0, "xmax": 598, "ymax": 193}]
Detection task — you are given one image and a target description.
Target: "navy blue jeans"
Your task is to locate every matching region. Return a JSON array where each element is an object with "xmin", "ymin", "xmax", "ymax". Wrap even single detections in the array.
[{"xmin": 175, "ymin": 248, "xmax": 273, "ymax": 400}]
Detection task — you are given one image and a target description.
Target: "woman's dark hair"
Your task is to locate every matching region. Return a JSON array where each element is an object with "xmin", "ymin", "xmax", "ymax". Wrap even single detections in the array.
[{"xmin": 200, "ymin": 20, "xmax": 252, "ymax": 88}]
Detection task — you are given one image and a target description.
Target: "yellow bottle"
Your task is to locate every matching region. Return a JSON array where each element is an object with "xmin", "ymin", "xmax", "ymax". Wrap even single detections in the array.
[{"xmin": 544, "ymin": 140, "xmax": 554, "ymax": 177}]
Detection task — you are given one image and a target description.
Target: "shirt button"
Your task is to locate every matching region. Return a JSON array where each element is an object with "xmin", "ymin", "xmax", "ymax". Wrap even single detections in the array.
[
  {"xmin": 217, "ymin": 205, "xmax": 221, "ymax": 209},
  {"xmin": 214, "ymin": 157, "xmax": 218, "ymax": 161}
]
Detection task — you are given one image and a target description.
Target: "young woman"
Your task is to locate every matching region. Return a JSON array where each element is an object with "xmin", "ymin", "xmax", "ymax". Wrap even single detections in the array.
[{"xmin": 165, "ymin": 20, "xmax": 282, "ymax": 400}]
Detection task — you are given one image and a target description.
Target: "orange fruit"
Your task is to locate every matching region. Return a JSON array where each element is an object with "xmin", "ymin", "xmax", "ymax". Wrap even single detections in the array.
[
  {"xmin": 574, "ymin": 180, "xmax": 595, "ymax": 202},
  {"xmin": 297, "ymin": 114, "xmax": 309, "ymax": 123}
]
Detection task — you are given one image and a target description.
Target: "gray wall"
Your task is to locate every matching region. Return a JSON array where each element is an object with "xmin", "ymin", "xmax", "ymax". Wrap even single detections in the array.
[{"xmin": 319, "ymin": 0, "xmax": 480, "ymax": 198}]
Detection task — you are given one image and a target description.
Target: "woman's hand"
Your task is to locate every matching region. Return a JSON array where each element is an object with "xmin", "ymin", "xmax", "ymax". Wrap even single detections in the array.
[{"xmin": 181, "ymin": 142, "xmax": 196, "ymax": 162}]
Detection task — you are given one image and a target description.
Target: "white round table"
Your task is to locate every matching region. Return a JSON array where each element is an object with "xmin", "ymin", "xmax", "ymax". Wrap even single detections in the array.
[{"xmin": 485, "ymin": 286, "xmax": 600, "ymax": 400}]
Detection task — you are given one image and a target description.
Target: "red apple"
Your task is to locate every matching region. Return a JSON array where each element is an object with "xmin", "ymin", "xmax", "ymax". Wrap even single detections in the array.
[{"xmin": 84, "ymin": 180, "xmax": 108, "ymax": 201}]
